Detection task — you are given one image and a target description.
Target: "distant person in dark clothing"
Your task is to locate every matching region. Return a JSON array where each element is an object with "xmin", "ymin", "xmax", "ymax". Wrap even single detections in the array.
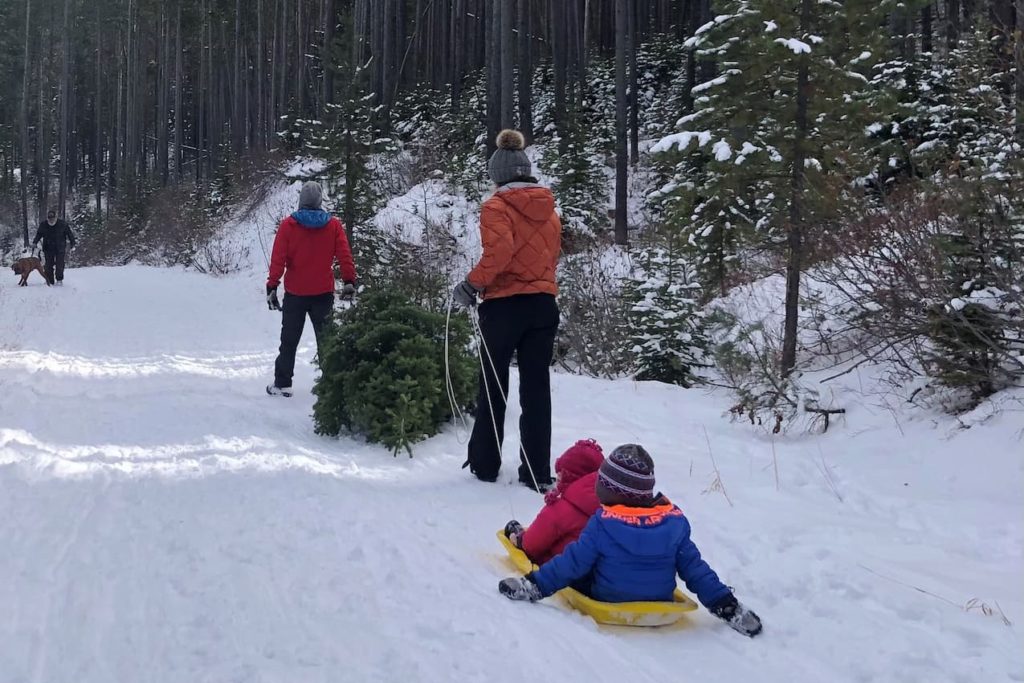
[
  {"xmin": 32, "ymin": 208, "xmax": 76, "ymax": 286},
  {"xmin": 265, "ymin": 181, "xmax": 357, "ymax": 397}
]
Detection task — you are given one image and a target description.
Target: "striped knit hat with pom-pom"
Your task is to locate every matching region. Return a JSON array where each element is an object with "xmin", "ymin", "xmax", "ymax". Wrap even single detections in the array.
[
  {"xmin": 487, "ymin": 129, "xmax": 534, "ymax": 186},
  {"xmin": 596, "ymin": 444, "xmax": 656, "ymax": 506}
]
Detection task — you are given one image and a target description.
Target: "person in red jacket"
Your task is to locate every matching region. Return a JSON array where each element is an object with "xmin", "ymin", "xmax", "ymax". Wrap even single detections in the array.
[
  {"xmin": 503, "ymin": 439, "xmax": 604, "ymax": 564},
  {"xmin": 266, "ymin": 181, "xmax": 357, "ymax": 397}
]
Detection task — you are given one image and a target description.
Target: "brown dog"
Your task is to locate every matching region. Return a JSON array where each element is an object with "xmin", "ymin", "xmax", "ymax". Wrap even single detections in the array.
[{"xmin": 11, "ymin": 257, "xmax": 49, "ymax": 286}]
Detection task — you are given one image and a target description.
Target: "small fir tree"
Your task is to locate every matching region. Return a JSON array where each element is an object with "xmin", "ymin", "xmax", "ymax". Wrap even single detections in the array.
[
  {"xmin": 623, "ymin": 236, "xmax": 710, "ymax": 387},
  {"xmin": 313, "ymin": 290, "xmax": 476, "ymax": 456}
]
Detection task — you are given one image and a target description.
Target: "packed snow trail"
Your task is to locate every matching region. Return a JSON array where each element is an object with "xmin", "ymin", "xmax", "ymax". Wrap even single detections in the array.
[{"xmin": 0, "ymin": 265, "xmax": 1021, "ymax": 683}]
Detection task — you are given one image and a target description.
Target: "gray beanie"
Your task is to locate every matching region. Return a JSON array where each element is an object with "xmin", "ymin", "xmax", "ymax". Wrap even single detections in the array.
[
  {"xmin": 487, "ymin": 129, "xmax": 533, "ymax": 186},
  {"xmin": 298, "ymin": 181, "xmax": 323, "ymax": 210},
  {"xmin": 596, "ymin": 444, "xmax": 656, "ymax": 506}
]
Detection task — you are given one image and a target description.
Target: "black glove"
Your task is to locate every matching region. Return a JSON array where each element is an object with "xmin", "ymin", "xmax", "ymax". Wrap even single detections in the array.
[
  {"xmin": 339, "ymin": 281, "xmax": 357, "ymax": 301},
  {"xmin": 267, "ymin": 285, "xmax": 281, "ymax": 311},
  {"xmin": 498, "ymin": 575, "xmax": 542, "ymax": 602},
  {"xmin": 711, "ymin": 594, "xmax": 763, "ymax": 637},
  {"xmin": 452, "ymin": 279, "xmax": 482, "ymax": 308}
]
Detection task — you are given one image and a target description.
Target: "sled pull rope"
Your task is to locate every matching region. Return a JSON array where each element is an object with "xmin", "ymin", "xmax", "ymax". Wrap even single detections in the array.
[
  {"xmin": 469, "ymin": 307, "xmax": 543, "ymax": 495},
  {"xmin": 444, "ymin": 295, "xmax": 471, "ymax": 442}
]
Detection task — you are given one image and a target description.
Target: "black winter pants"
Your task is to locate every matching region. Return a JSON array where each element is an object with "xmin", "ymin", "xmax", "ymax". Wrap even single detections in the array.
[
  {"xmin": 274, "ymin": 292, "xmax": 334, "ymax": 389},
  {"xmin": 43, "ymin": 250, "xmax": 66, "ymax": 284},
  {"xmin": 467, "ymin": 293, "xmax": 559, "ymax": 485}
]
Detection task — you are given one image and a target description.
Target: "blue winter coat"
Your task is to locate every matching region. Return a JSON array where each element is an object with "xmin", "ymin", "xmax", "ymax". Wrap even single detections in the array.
[{"xmin": 529, "ymin": 500, "xmax": 732, "ymax": 608}]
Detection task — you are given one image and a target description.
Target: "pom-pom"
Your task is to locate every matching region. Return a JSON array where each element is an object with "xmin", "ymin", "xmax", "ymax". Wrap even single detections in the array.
[{"xmin": 496, "ymin": 129, "xmax": 526, "ymax": 151}]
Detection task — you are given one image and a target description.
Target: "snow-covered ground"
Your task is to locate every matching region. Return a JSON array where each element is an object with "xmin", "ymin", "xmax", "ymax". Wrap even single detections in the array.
[{"xmin": 1, "ymin": 196, "xmax": 1022, "ymax": 682}]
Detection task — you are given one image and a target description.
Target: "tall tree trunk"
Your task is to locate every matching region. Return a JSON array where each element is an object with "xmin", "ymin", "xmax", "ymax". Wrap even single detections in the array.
[
  {"xmin": 59, "ymin": 0, "xmax": 71, "ymax": 217},
  {"xmin": 451, "ymin": 0, "xmax": 464, "ymax": 113},
  {"xmin": 781, "ymin": 0, "xmax": 812, "ymax": 378},
  {"xmin": 159, "ymin": 6, "xmax": 170, "ymax": 186},
  {"xmin": 628, "ymin": 0, "xmax": 639, "ymax": 164},
  {"xmin": 234, "ymin": 0, "xmax": 243, "ymax": 152},
  {"xmin": 175, "ymin": 0, "xmax": 184, "ymax": 180},
  {"xmin": 500, "ymin": 0, "xmax": 515, "ymax": 128},
  {"xmin": 20, "ymin": 0, "xmax": 32, "ymax": 246},
  {"xmin": 517, "ymin": 0, "xmax": 533, "ymax": 140},
  {"xmin": 36, "ymin": 55, "xmax": 45, "ymax": 223},
  {"xmin": 947, "ymin": 0, "xmax": 961, "ymax": 50},
  {"xmin": 922, "ymin": 3, "xmax": 934, "ymax": 56},
  {"xmin": 551, "ymin": 1, "xmax": 567, "ymax": 128},
  {"xmin": 486, "ymin": 1, "xmax": 501, "ymax": 151},
  {"xmin": 112, "ymin": 28, "xmax": 123, "ymax": 197},
  {"xmin": 1016, "ymin": 0, "xmax": 1024, "ymax": 143},
  {"xmin": 614, "ymin": 0, "xmax": 628, "ymax": 245},
  {"xmin": 95, "ymin": 0, "xmax": 103, "ymax": 221},
  {"xmin": 323, "ymin": 0, "xmax": 337, "ymax": 107}
]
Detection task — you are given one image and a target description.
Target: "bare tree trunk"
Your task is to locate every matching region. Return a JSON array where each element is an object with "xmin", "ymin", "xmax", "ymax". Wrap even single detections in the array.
[
  {"xmin": 159, "ymin": 6, "xmax": 170, "ymax": 186},
  {"xmin": 614, "ymin": 0, "xmax": 628, "ymax": 245},
  {"xmin": 451, "ymin": 0, "xmax": 464, "ymax": 113},
  {"xmin": 922, "ymin": 3, "xmax": 934, "ymax": 56},
  {"xmin": 36, "ymin": 55, "xmax": 45, "ymax": 223},
  {"xmin": 175, "ymin": 0, "xmax": 184, "ymax": 180},
  {"xmin": 20, "ymin": 0, "xmax": 32, "ymax": 246},
  {"xmin": 628, "ymin": 0, "xmax": 639, "ymax": 164},
  {"xmin": 486, "ymin": 1, "xmax": 501, "ymax": 151},
  {"xmin": 95, "ymin": 0, "xmax": 103, "ymax": 220},
  {"xmin": 1017, "ymin": 0, "xmax": 1024, "ymax": 143},
  {"xmin": 947, "ymin": 0, "xmax": 961, "ymax": 50},
  {"xmin": 500, "ymin": 0, "xmax": 515, "ymax": 128},
  {"xmin": 551, "ymin": 1, "xmax": 567, "ymax": 128},
  {"xmin": 517, "ymin": 0, "xmax": 533, "ymax": 140},
  {"xmin": 323, "ymin": 0, "xmax": 337, "ymax": 107},
  {"xmin": 112, "ymin": 27, "xmax": 123, "ymax": 197},
  {"xmin": 234, "ymin": 0, "xmax": 243, "ymax": 152},
  {"xmin": 781, "ymin": 0, "xmax": 812, "ymax": 377},
  {"xmin": 59, "ymin": 0, "xmax": 71, "ymax": 217}
]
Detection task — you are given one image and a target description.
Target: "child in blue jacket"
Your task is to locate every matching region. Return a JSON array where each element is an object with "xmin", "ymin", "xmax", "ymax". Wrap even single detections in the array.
[{"xmin": 498, "ymin": 444, "xmax": 763, "ymax": 637}]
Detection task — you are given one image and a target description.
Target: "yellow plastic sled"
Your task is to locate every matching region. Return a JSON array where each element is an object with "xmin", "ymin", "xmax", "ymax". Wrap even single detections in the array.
[{"xmin": 496, "ymin": 530, "xmax": 698, "ymax": 627}]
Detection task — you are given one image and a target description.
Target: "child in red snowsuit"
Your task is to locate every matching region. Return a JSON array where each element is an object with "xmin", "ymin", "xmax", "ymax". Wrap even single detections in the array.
[{"xmin": 503, "ymin": 440, "xmax": 604, "ymax": 564}]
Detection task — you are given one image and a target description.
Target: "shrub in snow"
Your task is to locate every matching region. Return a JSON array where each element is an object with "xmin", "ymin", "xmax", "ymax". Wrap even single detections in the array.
[
  {"xmin": 710, "ymin": 311, "xmax": 839, "ymax": 434},
  {"xmin": 555, "ymin": 246, "xmax": 633, "ymax": 378},
  {"xmin": 313, "ymin": 290, "xmax": 476, "ymax": 456},
  {"xmin": 818, "ymin": 177, "xmax": 1023, "ymax": 408},
  {"xmin": 623, "ymin": 241, "xmax": 710, "ymax": 387}
]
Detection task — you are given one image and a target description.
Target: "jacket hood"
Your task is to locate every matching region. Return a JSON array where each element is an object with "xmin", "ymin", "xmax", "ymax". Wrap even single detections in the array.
[
  {"xmin": 561, "ymin": 471, "xmax": 601, "ymax": 517},
  {"xmin": 596, "ymin": 501, "xmax": 687, "ymax": 557},
  {"xmin": 495, "ymin": 184, "xmax": 556, "ymax": 223},
  {"xmin": 291, "ymin": 209, "xmax": 331, "ymax": 229}
]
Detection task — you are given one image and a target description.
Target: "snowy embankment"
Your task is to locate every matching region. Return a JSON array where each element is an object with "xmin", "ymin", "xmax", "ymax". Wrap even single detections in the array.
[{"xmin": 0, "ymin": 176, "xmax": 1021, "ymax": 683}]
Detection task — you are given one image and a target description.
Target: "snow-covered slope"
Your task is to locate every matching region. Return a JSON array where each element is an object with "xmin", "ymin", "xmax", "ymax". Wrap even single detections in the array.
[{"xmin": 0, "ymin": 209, "xmax": 1021, "ymax": 682}]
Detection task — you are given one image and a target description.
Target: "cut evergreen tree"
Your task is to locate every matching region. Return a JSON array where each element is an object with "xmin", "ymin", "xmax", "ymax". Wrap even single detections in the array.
[{"xmin": 313, "ymin": 290, "xmax": 476, "ymax": 456}]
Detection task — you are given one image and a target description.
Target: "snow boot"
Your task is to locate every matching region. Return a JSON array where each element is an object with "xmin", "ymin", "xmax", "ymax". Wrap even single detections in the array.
[{"xmin": 266, "ymin": 384, "xmax": 293, "ymax": 398}]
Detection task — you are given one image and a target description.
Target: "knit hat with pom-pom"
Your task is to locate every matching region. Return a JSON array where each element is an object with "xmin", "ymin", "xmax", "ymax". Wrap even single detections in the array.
[
  {"xmin": 487, "ymin": 129, "xmax": 534, "ymax": 186},
  {"xmin": 596, "ymin": 444, "xmax": 656, "ymax": 506}
]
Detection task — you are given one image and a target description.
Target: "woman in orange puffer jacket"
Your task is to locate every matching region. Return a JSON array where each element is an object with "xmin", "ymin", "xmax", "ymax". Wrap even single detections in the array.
[{"xmin": 453, "ymin": 129, "xmax": 562, "ymax": 490}]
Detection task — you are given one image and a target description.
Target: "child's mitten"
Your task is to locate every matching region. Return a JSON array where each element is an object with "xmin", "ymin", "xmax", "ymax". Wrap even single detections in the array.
[
  {"xmin": 498, "ymin": 576, "xmax": 542, "ymax": 602},
  {"xmin": 504, "ymin": 520, "xmax": 525, "ymax": 547},
  {"xmin": 711, "ymin": 594, "xmax": 763, "ymax": 637}
]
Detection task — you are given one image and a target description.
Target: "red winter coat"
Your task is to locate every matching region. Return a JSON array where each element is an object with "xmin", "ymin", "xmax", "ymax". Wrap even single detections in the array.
[
  {"xmin": 521, "ymin": 472, "xmax": 601, "ymax": 565},
  {"xmin": 267, "ymin": 211, "xmax": 357, "ymax": 296}
]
